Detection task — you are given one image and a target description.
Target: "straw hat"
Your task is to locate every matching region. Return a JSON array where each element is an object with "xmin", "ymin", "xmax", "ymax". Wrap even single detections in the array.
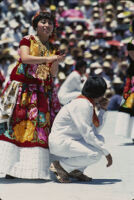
[
  {"xmin": 77, "ymin": 40, "xmax": 86, "ymax": 48},
  {"xmin": 94, "ymin": 68, "xmax": 103, "ymax": 75},
  {"xmin": 103, "ymin": 61, "xmax": 111, "ymax": 68},
  {"xmin": 112, "ymin": 77, "xmax": 123, "ymax": 84},
  {"xmin": 83, "ymin": 0, "xmax": 91, "ymax": 6},
  {"xmin": 84, "ymin": 51, "xmax": 92, "ymax": 59},
  {"xmin": 64, "ymin": 56, "xmax": 74, "ymax": 65},
  {"xmin": 90, "ymin": 44, "xmax": 99, "ymax": 51},
  {"xmin": 76, "ymin": 25, "xmax": 83, "ymax": 31},
  {"xmin": 105, "ymin": 4, "xmax": 113, "ymax": 10},
  {"xmin": 90, "ymin": 62, "xmax": 101, "ymax": 68},
  {"xmin": 58, "ymin": 72, "xmax": 66, "ymax": 80},
  {"xmin": 58, "ymin": 1, "xmax": 65, "ymax": 7},
  {"xmin": 105, "ymin": 55, "xmax": 113, "ymax": 60}
]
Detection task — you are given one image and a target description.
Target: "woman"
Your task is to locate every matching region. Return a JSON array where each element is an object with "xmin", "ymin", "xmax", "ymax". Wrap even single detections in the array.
[
  {"xmin": 115, "ymin": 20, "xmax": 134, "ymax": 141},
  {"xmin": 49, "ymin": 76, "xmax": 112, "ymax": 183},
  {"xmin": 0, "ymin": 12, "xmax": 65, "ymax": 179}
]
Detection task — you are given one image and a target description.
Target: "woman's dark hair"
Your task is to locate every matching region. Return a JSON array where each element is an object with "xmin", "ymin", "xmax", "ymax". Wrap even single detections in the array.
[
  {"xmin": 75, "ymin": 60, "xmax": 87, "ymax": 71},
  {"xmin": 82, "ymin": 76, "xmax": 107, "ymax": 98},
  {"xmin": 32, "ymin": 12, "xmax": 55, "ymax": 30}
]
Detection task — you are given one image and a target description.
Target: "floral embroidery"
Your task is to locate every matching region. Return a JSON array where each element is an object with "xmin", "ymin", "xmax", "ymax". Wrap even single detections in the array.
[
  {"xmin": 37, "ymin": 127, "xmax": 47, "ymax": 142},
  {"xmin": 29, "ymin": 107, "xmax": 38, "ymax": 120},
  {"xmin": 13, "ymin": 120, "xmax": 35, "ymax": 143}
]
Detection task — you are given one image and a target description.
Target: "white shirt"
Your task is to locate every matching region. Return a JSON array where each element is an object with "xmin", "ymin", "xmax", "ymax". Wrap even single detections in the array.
[
  {"xmin": 49, "ymin": 98, "xmax": 109, "ymax": 156},
  {"xmin": 58, "ymin": 71, "xmax": 86, "ymax": 105}
]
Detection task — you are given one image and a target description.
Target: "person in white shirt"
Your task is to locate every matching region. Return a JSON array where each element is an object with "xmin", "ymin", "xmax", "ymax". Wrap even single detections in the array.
[
  {"xmin": 49, "ymin": 76, "xmax": 112, "ymax": 183},
  {"xmin": 58, "ymin": 60, "xmax": 87, "ymax": 105}
]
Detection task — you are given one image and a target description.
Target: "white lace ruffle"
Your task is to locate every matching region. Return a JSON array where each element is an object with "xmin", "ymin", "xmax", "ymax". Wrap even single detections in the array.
[{"xmin": 0, "ymin": 141, "xmax": 50, "ymax": 179}]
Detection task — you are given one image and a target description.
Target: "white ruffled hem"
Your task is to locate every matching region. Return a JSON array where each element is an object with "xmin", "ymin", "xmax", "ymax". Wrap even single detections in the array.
[{"xmin": 0, "ymin": 141, "xmax": 51, "ymax": 179}]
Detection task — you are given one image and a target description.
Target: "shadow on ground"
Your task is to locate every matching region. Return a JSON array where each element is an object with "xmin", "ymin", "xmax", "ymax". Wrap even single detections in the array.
[
  {"xmin": 0, "ymin": 178, "xmax": 51, "ymax": 184},
  {"xmin": 120, "ymin": 142, "xmax": 134, "ymax": 146},
  {"xmin": 0, "ymin": 177, "xmax": 122, "ymax": 185},
  {"xmin": 51, "ymin": 178, "xmax": 122, "ymax": 185}
]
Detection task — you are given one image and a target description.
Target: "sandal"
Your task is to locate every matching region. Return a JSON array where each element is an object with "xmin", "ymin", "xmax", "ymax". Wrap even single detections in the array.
[
  {"xmin": 69, "ymin": 170, "xmax": 92, "ymax": 182},
  {"xmin": 50, "ymin": 161, "xmax": 71, "ymax": 183}
]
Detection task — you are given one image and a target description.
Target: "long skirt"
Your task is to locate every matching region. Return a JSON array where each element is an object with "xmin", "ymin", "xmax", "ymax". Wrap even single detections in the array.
[{"xmin": 0, "ymin": 80, "xmax": 60, "ymax": 179}]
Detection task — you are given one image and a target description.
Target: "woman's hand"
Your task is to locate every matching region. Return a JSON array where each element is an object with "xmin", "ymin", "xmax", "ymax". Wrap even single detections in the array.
[{"xmin": 46, "ymin": 54, "xmax": 66, "ymax": 63}]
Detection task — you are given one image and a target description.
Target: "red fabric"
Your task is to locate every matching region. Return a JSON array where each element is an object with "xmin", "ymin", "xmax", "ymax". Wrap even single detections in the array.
[
  {"xmin": 19, "ymin": 37, "xmax": 31, "ymax": 47},
  {"xmin": 10, "ymin": 65, "xmax": 52, "ymax": 85},
  {"xmin": 123, "ymin": 77, "xmax": 131, "ymax": 99},
  {"xmin": 0, "ymin": 135, "xmax": 49, "ymax": 148}
]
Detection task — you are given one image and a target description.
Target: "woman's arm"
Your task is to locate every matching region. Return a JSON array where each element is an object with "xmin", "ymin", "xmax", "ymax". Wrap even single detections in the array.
[{"xmin": 20, "ymin": 45, "xmax": 65, "ymax": 65}]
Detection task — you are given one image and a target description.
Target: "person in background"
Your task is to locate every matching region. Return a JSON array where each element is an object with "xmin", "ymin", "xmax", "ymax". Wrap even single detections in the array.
[
  {"xmin": 0, "ymin": 11, "xmax": 65, "ymax": 180},
  {"xmin": 58, "ymin": 59, "xmax": 87, "ymax": 105},
  {"xmin": 49, "ymin": 76, "xmax": 112, "ymax": 183},
  {"xmin": 115, "ymin": 19, "xmax": 134, "ymax": 142}
]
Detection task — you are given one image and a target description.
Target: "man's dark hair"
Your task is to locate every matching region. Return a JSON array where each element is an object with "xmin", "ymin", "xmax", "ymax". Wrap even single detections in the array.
[
  {"xmin": 75, "ymin": 60, "xmax": 87, "ymax": 71},
  {"xmin": 82, "ymin": 76, "xmax": 107, "ymax": 98},
  {"xmin": 32, "ymin": 12, "xmax": 55, "ymax": 30}
]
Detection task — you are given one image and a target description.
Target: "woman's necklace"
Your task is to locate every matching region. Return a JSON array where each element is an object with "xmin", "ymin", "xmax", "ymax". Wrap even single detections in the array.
[
  {"xmin": 35, "ymin": 35, "xmax": 51, "ymax": 81},
  {"xmin": 35, "ymin": 35, "xmax": 49, "ymax": 56}
]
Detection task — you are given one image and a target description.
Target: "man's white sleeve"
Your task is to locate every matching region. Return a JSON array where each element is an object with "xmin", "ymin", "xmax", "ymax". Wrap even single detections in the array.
[{"xmin": 69, "ymin": 99, "xmax": 109, "ymax": 156}]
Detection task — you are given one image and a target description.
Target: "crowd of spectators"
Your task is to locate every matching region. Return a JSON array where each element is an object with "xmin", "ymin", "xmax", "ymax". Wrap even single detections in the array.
[{"xmin": 0, "ymin": 0, "xmax": 134, "ymax": 110}]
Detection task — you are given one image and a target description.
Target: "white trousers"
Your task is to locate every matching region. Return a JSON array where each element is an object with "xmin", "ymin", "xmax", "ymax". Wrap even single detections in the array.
[
  {"xmin": 115, "ymin": 112, "xmax": 134, "ymax": 139},
  {"xmin": 57, "ymin": 139, "xmax": 102, "ymax": 173}
]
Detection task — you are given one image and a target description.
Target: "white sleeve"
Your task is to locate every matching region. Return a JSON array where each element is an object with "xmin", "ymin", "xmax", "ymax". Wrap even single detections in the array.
[
  {"xmin": 58, "ymin": 73, "xmax": 82, "ymax": 105},
  {"xmin": 69, "ymin": 99, "xmax": 109, "ymax": 156}
]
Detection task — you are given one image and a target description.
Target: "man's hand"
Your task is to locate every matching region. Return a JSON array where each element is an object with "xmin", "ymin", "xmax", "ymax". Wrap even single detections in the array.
[
  {"xmin": 99, "ymin": 97, "xmax": 109, "ymax": 110},
  {"xmin": 105, "ymin": 154, "xmax": 112, "ymax": 167}
]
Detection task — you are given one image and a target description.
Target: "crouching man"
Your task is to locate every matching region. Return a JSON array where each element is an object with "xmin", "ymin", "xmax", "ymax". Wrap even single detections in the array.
[{"xmin": 49, "ymin": 76, "xmax": 112, "ymax": 183}]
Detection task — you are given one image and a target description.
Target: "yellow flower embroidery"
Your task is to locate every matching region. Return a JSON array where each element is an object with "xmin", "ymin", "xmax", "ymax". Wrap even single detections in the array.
[
  {"xmin": 13, "ymin": 120, "xmax": 35, "ymax": 143},
  {"xmin": 125, "ymin": 93, "xmax": 134, "ymax": 108},
  {"xmin": 21, "ymin": 92, "xmax": 28, "ymax": 106},
  {"xmin": 46, "ymin": 112, "xmax": 50, "ymax": 126}
]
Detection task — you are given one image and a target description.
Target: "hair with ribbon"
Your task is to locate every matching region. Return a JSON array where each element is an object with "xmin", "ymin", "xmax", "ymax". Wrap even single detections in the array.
[{"xmin": 32, "ymin": 11, "xmax": 58, "ymax": 42}]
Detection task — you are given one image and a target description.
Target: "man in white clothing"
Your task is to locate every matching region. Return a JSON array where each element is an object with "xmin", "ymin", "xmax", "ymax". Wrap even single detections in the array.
[
  {"xmin": 49, "ymin": 76, "xmax": 112, "ymax": 183},
  {"xmin": 58, "ymin": 60, "xmax": 87, "ymax": 105}
]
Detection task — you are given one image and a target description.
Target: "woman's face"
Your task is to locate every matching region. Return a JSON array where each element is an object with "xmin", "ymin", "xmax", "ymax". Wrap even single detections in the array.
[{"xmin": 37, "ymin": 18, "xmax": 54, "ymax": 38}]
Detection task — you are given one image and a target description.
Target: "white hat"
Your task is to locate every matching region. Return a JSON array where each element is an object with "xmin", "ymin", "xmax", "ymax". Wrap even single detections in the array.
[
  {"xmin": 83, "ymin": 0, "xmax": 91, "ymax": 5},
  {"xmin": 84, "ymin": 51, "xmax": 92, "ymax": 59},
  {"xmin": 69, "ymin": 34, "xmax": 76, "ymax": 39},
  {"xmin": 94, "ymin": 68, "xmax": 103, "ymax": 75},
  {"xmin": 90, "ymin": 44, "xmax": 99, "ymax": 51},
  {"xmin": 105, "ymin": 55, "xmax": 112, "ymax": 60},
  {"xmin": 64, "ymin": 56, "xmax": 74, "ymax": 65},
  {"xmin": 65, "ymin": 26, "xmax": 73, "ymax": 33},
  {"xmin": 76, "ymin": 25, "xmax": 83, "ymax": 31},
  {"xmin": 58, "ymin": 72, "xmax": 66, "ymax": 80},
  {"xmin": 9, "ymin": 20, "xmax": 19, "ymax": 28},
  {"xmin": 77, "ymin": 40, "xmax": 85, "ymax": 47},
  {"xmin": 112, "ymin": 77, "xmax": 123, "ymax": 84},
  {"xmin": 90, "ymin": 62, "xmax": 101, "ymax": 68},
  {"xmin": 58, "ymin": 1, "xmax": 65, "ymax": 7},
  {"xmin": 105, "ymin": 4, "xmax": 113, "ymax": 10},
  {"xmin": 103, "ymin": 61, "xmax": 111, "ymax": 68}
]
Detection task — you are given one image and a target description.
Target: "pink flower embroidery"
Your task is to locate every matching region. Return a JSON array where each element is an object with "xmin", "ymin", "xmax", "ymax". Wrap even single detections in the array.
[
  {"xmin": 37, "ymin": 127, "xmax": 47, "ymax": 142},
  {"xmin": 29, "ymin": 107, "xmax": 38, "ymax": 120}
]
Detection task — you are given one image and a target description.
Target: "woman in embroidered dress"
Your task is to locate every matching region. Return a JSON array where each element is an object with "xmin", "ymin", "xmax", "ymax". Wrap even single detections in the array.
[
  {"xmin": 49, "ymin": 76, "xmax": 112, "ymax": 183},
  {"xmin": 115, "ymin": 20, "xmax": 134, "ymax": 142},
  {"xmin": 0, "ymin": 12, "xmax": 65, "ymax": 179}
]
